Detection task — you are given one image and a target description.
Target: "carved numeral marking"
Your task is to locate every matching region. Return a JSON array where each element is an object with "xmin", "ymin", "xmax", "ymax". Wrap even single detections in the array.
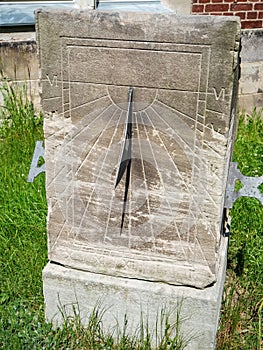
[
  {"xmin": 213, "ymin": 87, "xmax": 225, "ymax": 101},
  {"xmin": 46, "ymin": 74, "xmax": 58, "ymax": 87}
]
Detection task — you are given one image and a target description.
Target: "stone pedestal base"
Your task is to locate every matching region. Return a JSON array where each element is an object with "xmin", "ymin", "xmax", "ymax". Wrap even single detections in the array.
[{"xmin": 43, "ymin": 236, "xmax": 228, "ymax": 350}]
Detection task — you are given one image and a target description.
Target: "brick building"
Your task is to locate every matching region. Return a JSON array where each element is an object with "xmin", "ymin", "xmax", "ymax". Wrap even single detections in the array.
[{"xmin": 192, "ymin": 0, "xmax": 263, "ymax": 29}]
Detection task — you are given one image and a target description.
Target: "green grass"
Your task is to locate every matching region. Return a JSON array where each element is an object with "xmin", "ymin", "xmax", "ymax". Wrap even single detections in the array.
[
  {"xmin": 216, "ymin": 109, "xmax": 263, "ymax": 350},
  {"xmin": 0, "ymin": 81, "xmax": 47, "ymax": 348},
  {"xmin": 0, "ymin": 82, "xmax": 262, "ymax": 349}
]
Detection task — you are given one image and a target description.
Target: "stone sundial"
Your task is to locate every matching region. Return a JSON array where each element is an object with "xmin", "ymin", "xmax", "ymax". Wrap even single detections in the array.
[
  {"xmin": 34, "ymin": 10, "xmax": 246, "ymax": 349},
  {"xmin": 34, "ymin": 10, "xmax": 243, "ymax": 291}
]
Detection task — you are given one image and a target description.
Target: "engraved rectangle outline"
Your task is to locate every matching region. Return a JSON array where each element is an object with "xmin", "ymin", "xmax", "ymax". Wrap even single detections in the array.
[
  {"xmin": 60, "ymin": 37, "xmax": 211, "ymax": 233},
  {"xmin": 56, "ymin": 37, "xmax": 213, "ymax": 274}
]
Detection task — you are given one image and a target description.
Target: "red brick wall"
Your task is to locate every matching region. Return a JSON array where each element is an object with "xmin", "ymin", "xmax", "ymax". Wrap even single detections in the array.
[{"xmin": 192, "ymin": 1, "xmax": 263, "ymax": 29}]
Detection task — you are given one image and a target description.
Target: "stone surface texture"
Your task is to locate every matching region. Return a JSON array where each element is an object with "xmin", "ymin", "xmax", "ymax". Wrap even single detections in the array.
[
  {"xmin": 239, "ymin": 30, "xmax": 263, "ymax": 112},
  {"xmin": 43, "ymin": 235, "xmax": 228, "ymax": 350},
  {"xmin": 36, "ymin": 10, "xmax": 240, "ymax": 289},
  {"xmin": 0, "ymin": 33, "xmax": 40, "ymax": 109}
]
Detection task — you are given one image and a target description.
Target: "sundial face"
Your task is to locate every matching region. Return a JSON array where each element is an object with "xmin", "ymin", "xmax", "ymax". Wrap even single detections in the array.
[
  {"xmin": 39, "ymin": 11, "xmax": 240, "ymax": 288},
  {"xmin": 56, "ymin": 86, "xmax": 198, "ymax": 245}
]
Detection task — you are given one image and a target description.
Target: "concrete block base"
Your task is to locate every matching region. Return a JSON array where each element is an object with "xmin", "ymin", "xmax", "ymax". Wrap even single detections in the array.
[{"xmin": 43, "ymin": 236, "xmax": 228, "ymax": 350}]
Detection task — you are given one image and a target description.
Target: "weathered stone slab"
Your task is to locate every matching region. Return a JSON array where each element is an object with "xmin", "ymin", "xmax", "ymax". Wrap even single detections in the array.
[
  {"xmin": 42, "ymin": 236, "xmax": 228, "ymax": 350},
  {"xmin": 36, "ymin": 10, "xmax": 240, "ymax": 288}
]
